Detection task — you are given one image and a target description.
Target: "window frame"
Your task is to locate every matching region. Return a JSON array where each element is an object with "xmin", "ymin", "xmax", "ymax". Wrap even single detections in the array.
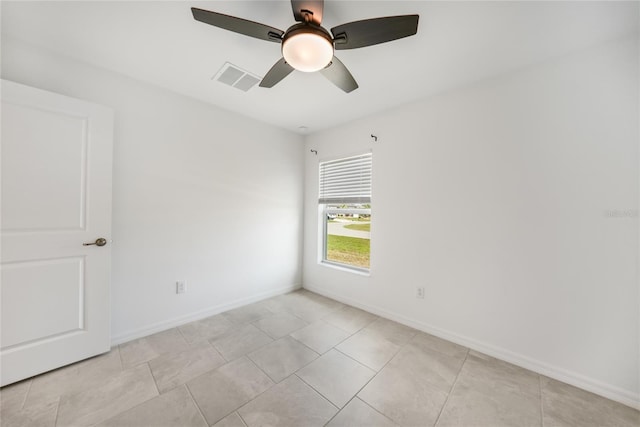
[
  {"xmin": 317, "ymin": 152, "xmax": 372, "ymax": 273},
  {"xmin": 321, "ymin": 205, "xmax": 371, "ymax": 273}
]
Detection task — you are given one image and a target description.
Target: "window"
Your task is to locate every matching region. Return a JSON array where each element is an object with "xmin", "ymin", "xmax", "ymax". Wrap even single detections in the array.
[{"xmin": 319, "ymin": 153, "xmax": 372, "ymax": 271}]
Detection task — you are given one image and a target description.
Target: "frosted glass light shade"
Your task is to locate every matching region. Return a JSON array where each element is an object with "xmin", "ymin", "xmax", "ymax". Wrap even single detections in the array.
[{"xmin": 282, "ymin": 32, "xmax": 333, "ymax": 72}]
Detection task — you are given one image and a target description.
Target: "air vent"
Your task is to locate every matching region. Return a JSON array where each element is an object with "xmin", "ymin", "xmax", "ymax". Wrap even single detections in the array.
[{"xmin": 213, "ymin": 62, "xmax": 262, "ymax": 92}]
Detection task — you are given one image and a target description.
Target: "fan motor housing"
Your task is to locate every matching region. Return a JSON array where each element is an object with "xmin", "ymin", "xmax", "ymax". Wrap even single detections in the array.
[{"xmin": 282, "ymin": 23, "xmax": 333, "ymax": 47}]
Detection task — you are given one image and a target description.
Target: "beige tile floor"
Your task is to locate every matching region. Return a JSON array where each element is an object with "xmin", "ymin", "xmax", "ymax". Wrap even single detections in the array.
[{"xmin": 1, "ymin": 289, "xmax": 638, "ymax": 427}]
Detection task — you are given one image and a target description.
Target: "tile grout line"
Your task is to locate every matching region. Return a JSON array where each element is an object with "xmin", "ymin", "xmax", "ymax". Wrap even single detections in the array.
[
  {"xmin": 358, "ymin": 397, "xmax": 398, "ymax": 426},
  {"xmin": 171, "ymin": 357, "xmax": 257, "ymax": 425},
  {"xmin": 234, "ymin": 352, "xmax": 336, "ymax": 418},
  {"xmin": 208, "ymin": 323, "xmax": 245, "ymax": 358},
  {"xmin": 350, "ymin": 326, "xmax": 421, "ymax": 391},
  {"xmin": 96, "ymin": 376, "xmax": 164, "ymax": 426},
  {"xmin": 180, "ymin": 350, "xmax": 275, "ymax": 417},
  {"xmin": 409, "ymin": 332, "xmax": 472, "ymax": 361},
  {"xmin": 184, "ymin": 383, "xmax": 210, "ymax": 426},
  {"xmin": 269, "ymin": 311, "xmax": 387, "ymax": 426},
  {"xmin": 329, "ymin": 328, "xmax": 357, "ymax": 350},
  {"xmin": 204, "ymin": 338, "xmax": 228, "ymax": 363},
  {"xmin": 433, "ymin": 349, "xmax": 469, "ymax": 427},
  {"xmin": 288, "ymin": 320, "xmax": 356, "ymax": 353},
  {"xmin": 235, "ymin": 410, "xmax": 249, "ymax": 427},
  {"xmin": 321, "ymin": 394, "xmax": 360, "ymax": 425},
  {"xmin": 210, "ymin": 342, "xmax": 230, "ymax": 363},
  {"xmin": 252, "ymin": 320, "xmax": 310, "ymax": 341},
  {"xmin": 234, "ymin": 398, "xmax": 256, "ymax": 423},
  {"xmin": 175, "ymin": 323, "xmax": 190, "ymax": 345},
  {"xmin": 276, "ymin": 305, "xmax": 315, "ymax": 324},
  {"xmin": 325, "ymin": 334, "xmax": 413, "ymax": 426},
  {"xmin": 294, "ymin": 373, "xmax": 340, "ymax": 412},
  {"xmin": 321, "ymin": 362, "xmax": 385, "ymax": 425},
  {"xmin": 244, "ymin": 356, "xmax": 282, "ymax": 394},
  {"xmin": 52, "ymin": 396, "xmax": 61, "ymax": 427},
  {"xmin": 22, "ymin": 377, "xmax": 35, "ymax": 410},
  {"xmin": 323, "ymin": 312, "xmax": 379, "ymax": 336},
  {"xmin": 256, "ymin": 343, "xmax": 320, "ymax": 384},
  {"xmin": 251, "ymin": 320, "xmax": 279, "ymax": 341},
  {"xmin": 229, "ymin": 361, "xmax": 288, "ymax": 424},
  {"xmin": 116, "ymin": 343, "xmax": 125, "ymax": 371},
  {"xmin": 146, "ymin": 362, "xmax": 162, "ymax": 396},
  {"xmin": 293, "ymin": 373, "xmax": 341, "ymax": 410},
  {"xmin": 223, "ymin": 305, "xmax": 275, "ymax": 326},
  {"xmin": 216, "ymin": 326, "xmax": 277, "ymax": 362},
  {"xmin": 332, "ymin": 347, "xmax": 380, "ymax": 374},
  {"xmin": 285, "ymin": 333, "xmax": 325, "ymax": 357},
  {"xmin": 333, "ymin": 345, "xmax": 397, "ymax": 374},
  {"xmin": 20, "ymin": 379, "xmax": 33, "ymax": 410},
  {"xmin": 308, "ymin": 291, "xmax": 477, "ymax": 367},
  {"xmin": 290, "ymin": 293, "xmax": 346, "ymax": 318},
  {"xmin": 171, "ymin": 340, "xmax": 230, "ymax": 393}
]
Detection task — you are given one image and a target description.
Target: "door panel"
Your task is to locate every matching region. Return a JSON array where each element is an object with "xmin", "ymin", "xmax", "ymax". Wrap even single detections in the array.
[
  {"xmin": 1, "ymin": 80, "xmax": 114, "ymax": 386},
  {"xmin": 1, "ymin": 257, "xmax": 84, "ymax": 348},
  {"xmin": 2, "ymin": 103, "xmax": 88, "ymax": 231}
]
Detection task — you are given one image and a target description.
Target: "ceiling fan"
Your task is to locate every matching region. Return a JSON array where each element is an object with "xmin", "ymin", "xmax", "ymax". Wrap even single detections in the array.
[{"xmin": 191, "ymin": 1, "xmax": 419, "ymax": 93}]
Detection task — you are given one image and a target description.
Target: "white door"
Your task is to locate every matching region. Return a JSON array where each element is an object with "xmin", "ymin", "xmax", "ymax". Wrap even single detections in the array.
[{"xmin": 1, "ymin": 80, "xmax": 114, "ymax": 386}]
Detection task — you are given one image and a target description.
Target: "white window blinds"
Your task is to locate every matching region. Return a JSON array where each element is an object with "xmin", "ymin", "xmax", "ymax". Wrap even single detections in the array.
[{"xmin": 319, "ymin": 153, "xmax": 372, "ymax": 204}]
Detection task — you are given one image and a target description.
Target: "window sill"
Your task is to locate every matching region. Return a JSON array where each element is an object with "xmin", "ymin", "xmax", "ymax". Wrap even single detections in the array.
[{"xmin": 320, "ymin": 261, "xmax": 370, "ymax": 277}]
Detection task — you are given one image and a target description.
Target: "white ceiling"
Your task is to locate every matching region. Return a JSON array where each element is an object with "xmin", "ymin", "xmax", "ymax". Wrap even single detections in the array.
[{"xmin": 2, "ymin": 1, "xmax": 638, "ymax": 133}]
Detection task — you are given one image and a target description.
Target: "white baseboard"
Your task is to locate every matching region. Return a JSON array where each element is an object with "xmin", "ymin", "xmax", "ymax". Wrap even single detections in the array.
[
  {"xmin": 111, "ymin": 284, "xmax": 302, "ymax": 346},
  {"xmin": 303, "ymin": 283, "xmax": 640, "ymax": 410}
]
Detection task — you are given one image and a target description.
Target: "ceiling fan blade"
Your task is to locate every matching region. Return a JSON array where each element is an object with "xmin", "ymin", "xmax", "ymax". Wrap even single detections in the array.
[
  {"xmin": 290, "ymin": 0, "xmax": 323, "ymax": 25},
  {"xmin": 331, "ymin": 15, "xmax": 419, "ymax": 50},
  {"xmin": 192, "ymin": 8, "xmax": 284, "ymax": 43},
  {"xmin": 320, "ymin": 56, "xmax": 358, "ymax": 93},
  {"xmin": 259, "ymin": 58, "xmax": 295, "ymax": 88}
]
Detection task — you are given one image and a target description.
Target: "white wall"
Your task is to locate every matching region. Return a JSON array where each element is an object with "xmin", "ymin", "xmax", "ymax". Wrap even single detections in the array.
[
  {"xmin": 303, "ymin": 37, "xmax": 639, "ymax": 408},
  {"xmin": 1, "ymin": 38, "xmax": 305, "ymax": 343}
]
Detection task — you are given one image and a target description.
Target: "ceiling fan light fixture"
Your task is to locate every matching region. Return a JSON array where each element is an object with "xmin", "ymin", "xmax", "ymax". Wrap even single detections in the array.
[
  {"xmin": 192, "ymin": 4, "xmax": 420, "ymax": 92},
  {"xmin": 282, "ymin": 25, "xmax": 333, "ymax": 72}
]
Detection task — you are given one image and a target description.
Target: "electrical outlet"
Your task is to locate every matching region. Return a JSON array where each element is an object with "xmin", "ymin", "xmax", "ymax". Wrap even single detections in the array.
[
  {"xmin": 416, "ymin": 287, "xmax": 425, "ymax": 299},
  {"xmin": 176, "ymin": 281, "xmax": 186, "ymax": 294}
]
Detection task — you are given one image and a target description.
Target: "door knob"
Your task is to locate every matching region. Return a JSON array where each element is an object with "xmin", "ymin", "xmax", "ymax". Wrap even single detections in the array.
[{"xmin": 83, "ymin": 238, "xmax": 107, "ymax": 247}]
